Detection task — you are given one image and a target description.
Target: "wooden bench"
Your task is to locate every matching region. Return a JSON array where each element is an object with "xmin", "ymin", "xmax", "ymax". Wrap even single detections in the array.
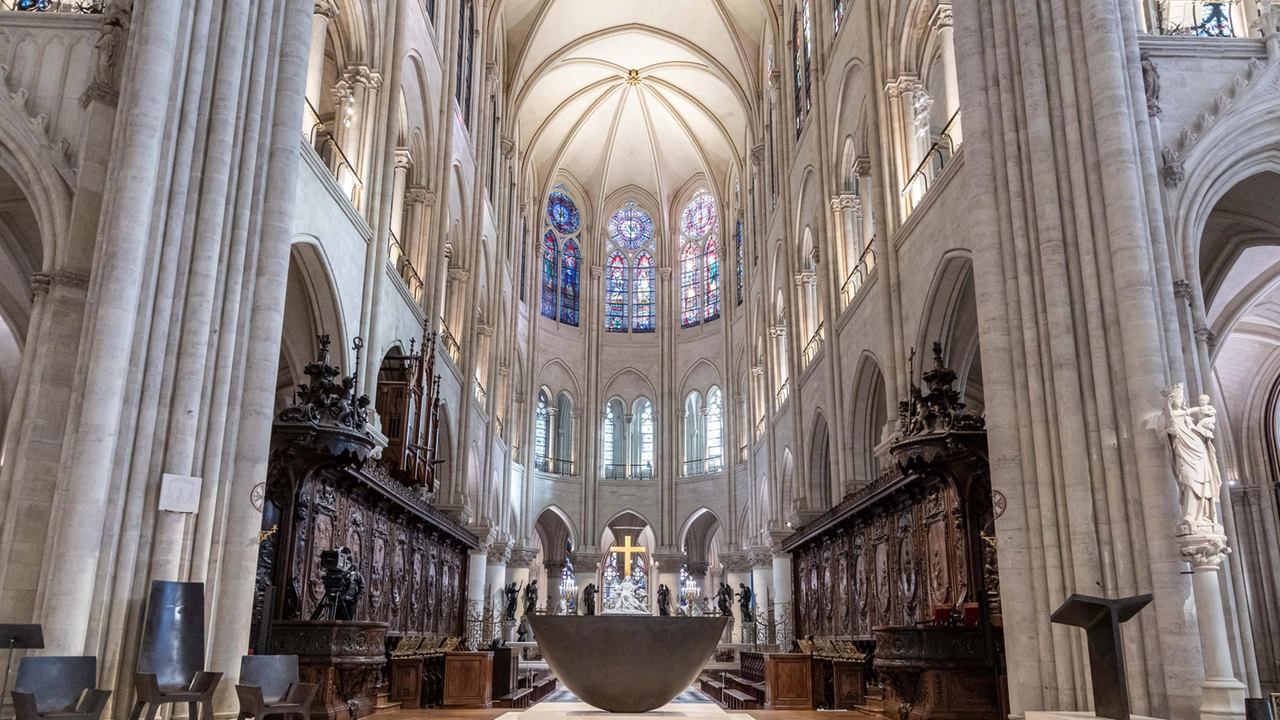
[
  {"xmin": 532, "ymin": 676, "xmax": 557, "ymax": 702},
  {"xmin": 723, "ymin": 689, "xmax": 758, "ymax": 710},
  {"xmin": 702, "ymin": 680, "xmax": 725, "ymax": 703},
  {"xmin": 497, "ymin": 689, "xmax": 534, "ymax": 709}
]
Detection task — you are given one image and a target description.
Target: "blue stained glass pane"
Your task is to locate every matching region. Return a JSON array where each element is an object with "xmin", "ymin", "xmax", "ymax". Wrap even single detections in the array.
[
  {"xmin": 605, "ymin": 252, "xmax": 629, "ymax": 332},
  {"xmin": 735, "ymin": 219, "xmax": 744, "ymax": 306},
  {"xmin": 560, "ymin": 239, "xmax": 580, "ymax": 326},
  {"xmin": 633, "ymin": 252, "xmax": 656, "ymax": 332},
  {"xmin": 16, "ymin": 0, "xmax": 52, "ymax": 9},
  {"xmin": 1199, "ymin": 3, "xmax": 1233, "ymax": 36},
  {"xmin": 681, "ymin": 243, "xmax": 701, "ymax": 328},
  {"xmin": 834, "ymin": 0, "xmax": 845, "ymax": 32},
  {"xmin": 547, "ymin": 190, "xmax": 581, "ymax": 235},
  {"xmin": 704, "ymin": 234, "xmax": 721, "ymax": 322},
  {"xmin": 681, "ymin": 192, "xmax": 717, "ymax": 239},
  {"xmin": 540, "ymin": 231, "xmax": 558, "ymax": 319},
  {"xmin": 608, "ymin": 207, "xmax": 654, "ymax": 250}
]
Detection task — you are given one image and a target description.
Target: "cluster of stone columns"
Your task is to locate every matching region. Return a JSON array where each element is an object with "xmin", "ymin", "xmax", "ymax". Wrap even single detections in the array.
[{"xmin": 0, "ymin": 0, "xmax": 315, "ymax": 714}]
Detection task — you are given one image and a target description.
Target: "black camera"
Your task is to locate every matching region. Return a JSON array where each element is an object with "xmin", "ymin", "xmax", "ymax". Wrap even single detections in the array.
[{"xmin": 320, "ymin": 548, "xmax": 350, "ymax": 573}]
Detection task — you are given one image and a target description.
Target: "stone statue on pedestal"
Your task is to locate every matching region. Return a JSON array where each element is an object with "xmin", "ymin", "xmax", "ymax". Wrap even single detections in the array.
[
  {"xmin": 658, "ymin": 584, "xmax": 672, "ymax": 616},
  {"xmin": 522, "ymin": 579, "xmax": 539, "ymax": 617},
  {"xmin": 737, "ymin": 584, "xmax": 754, "ymax": 624},
  {"xmin": 503, "ymin": 581, "xmax": 520, "ymax": 621},
  {"xmin": 1160, "ymin": 383, "xmax": 1223, "ymax": 528},
  {"xmin": 716, "ymin": 583, "xmax": 733, "ymax": 616},
  {"xmin": 581, "ymin": 583, "xmax": 598, "ymax": 615}
]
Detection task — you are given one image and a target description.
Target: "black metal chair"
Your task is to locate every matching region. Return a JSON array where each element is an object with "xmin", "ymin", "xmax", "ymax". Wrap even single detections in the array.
[
  {"xmin": 11, "ymin": 656, "xmax": 110, "ymax": 720},
  {"xmin": 235, "ymin": 655, "xmax": 317, "ymax": 720},
  {"xmin": 128, "ymin": 581, "xmax": 222, "ymax": 720}
]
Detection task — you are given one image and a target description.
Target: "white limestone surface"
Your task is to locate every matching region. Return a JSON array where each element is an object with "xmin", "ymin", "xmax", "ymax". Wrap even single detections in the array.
[{"xmin": 498, "ymin": 699, "xmax": 754, "ymax": 720}]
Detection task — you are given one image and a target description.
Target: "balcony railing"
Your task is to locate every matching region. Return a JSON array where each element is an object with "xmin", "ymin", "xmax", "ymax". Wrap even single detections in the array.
[
  {"xmin": 802, "ymin": 322, "xmax": 825, "ymax": 369},
  {"xmin": 305, "ymin": 99, "xmax": 363, "ymax": 206},
  {"xmin": 776, "ymin": 380, "xmax": 791, "ymax": 409},
  {"xmin": 389, "ymin": 232, "xmax": 424, "ymax": 303},
  {"xmin": 602, "ymin": 462, "xmax": 654, "ymax": 480},
  {"xmin": 841, "ymin": 243, "xmax": 877, "ymax": 306},
  {"xmin": 535, "ymin": 457, "xmax": 575, "ymax": 475},
  {"xmin": 755, "ymin": 416, "xmax": 766, "ymax": 441},
  {"xmin": 472, "ymin": 378, "xmax": 487, "ymax": 407},
  {"xmin": 902, "ymin": 109, "xmax": 961, "ymax": 206},
  {"xmin": 439, "ymin": 322, "xmax": 461, "ymax": 365},
  {"xmin": 738, "ymin": 444, "xmax": 748, "ymax": 464},
  {"xmin": 495, "ymin": 416, "xmax": 504, "ymax": 439},
  {"xmin": 683, "ymin": 457, "xmax": 724, "ymax": 477},
  {"xmin": 4, "ymin": 0, "xmax": 103, "ymax": 12}
]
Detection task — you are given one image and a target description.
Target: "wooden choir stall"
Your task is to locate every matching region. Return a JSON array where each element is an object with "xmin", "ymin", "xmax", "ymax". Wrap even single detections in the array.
[
  {"xmin": 782, "ymin": 344, "xmax": 1007, "ymax": 720},
  {"xmin": 251, "ymin": 334, "xmax": 478, "ymax": 720}
]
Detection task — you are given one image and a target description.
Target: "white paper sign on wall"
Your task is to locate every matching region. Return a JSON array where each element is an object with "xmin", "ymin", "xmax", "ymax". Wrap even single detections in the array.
[{"xmin": 159, "ymin": 474, "xmax": 203, "ymax": 514}]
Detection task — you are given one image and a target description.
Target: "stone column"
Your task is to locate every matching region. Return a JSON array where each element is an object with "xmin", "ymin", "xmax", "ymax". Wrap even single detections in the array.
[
  {"xmin": 305, "ymin": 1, "xmax": 336, "ymax": 112},
  {"xmin": 771, "ymin": 553, "xmax": 793, "ymax": 647},
  {"xmin": 830, "ymin": 194, "xmax": 861, "ymax": 291},
  {"xmin": 750, "ymin": 549, "xmax": 774, "ymax": 644},
  {"xmin": 507, "ymin": 547, "xmax": 537, "ymax": 617},
  {"xmin": 652, "ymin": 553, "xmax": 683, "ymax": 616},
  {"xmin": 466, "ymin": 548, "xmax": 489, "ymax": 647},
  {"xmin": 853, "ymin": 156, "xmax": 874, "ymax": 253},
  {"xmin": 543, "ymin": 559, "xmax": 567, "ymax": 613},
  {"xmin": 722, "ymin": 553, "xmax": 752, "ymax": 643},
  {"xmin": 39, "ymin": 0, "xmax": 186, "ymax": 656},
  {"xmin": 1178, "ymin": 526, "xmax": 1247, "ymax": 720},
  {"xmin": 570, "ymin": 551, "xmax": 601, "ymax": 615},
  {"xmin": 932, "ymin": 4, "xmax": 961, "ymax": 143},
  {"xmin": 388, "ymin": 148, "xmax": 411, "ymax": 265}
]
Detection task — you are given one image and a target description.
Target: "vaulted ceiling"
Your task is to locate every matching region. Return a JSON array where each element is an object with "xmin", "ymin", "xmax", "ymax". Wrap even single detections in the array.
[{"xmin": 504, "ymin": 0, "xmax": 772, "ymax": 213}]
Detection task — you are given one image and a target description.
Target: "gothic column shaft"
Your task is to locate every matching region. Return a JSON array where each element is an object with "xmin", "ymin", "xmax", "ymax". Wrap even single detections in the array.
[
  {"xmin": 205, "ymin": 0, "xmax": 313, "ymax": 709},
  {"xmin": 150, "ymin": 0, "xmax": 256, "ymax": 583},
  {"xmin": 39, "ymin": 0, "xmax": 188, "ymax": 656},
  {"xmin": 304, "ymin": 2, "xmax": 333, "ymax": 111}
]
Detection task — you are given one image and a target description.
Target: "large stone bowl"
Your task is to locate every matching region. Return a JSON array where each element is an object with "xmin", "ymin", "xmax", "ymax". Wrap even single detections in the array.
[{"xmin": 528, "ymin": 615, "xmax": 727, "ymax": 713}]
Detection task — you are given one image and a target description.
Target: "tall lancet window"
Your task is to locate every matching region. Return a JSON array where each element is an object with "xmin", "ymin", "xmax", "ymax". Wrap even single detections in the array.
[
  {"xmin": 540, "ymin": 231, "xmax": 558, "ymax": 319},
  {"xmin": 534, "ymin": 390, "xmax": 551, "ymax": 466},
  {"xmin": 707, "ymin": 386, "xmax": 724, "ymax": 470},
  {"xmin": 456, "ymin": 0, "xmax": 476, "ymax": 126},
  {"xmin": 543, "ymin": 186, "xmax": 582, "ymax": 326},
  {"xmin": 684, "ymin": 391, "xmax": 705, "ymax": 474},
  {"xmin": 560, "ymin": 239, "xmax": 580, "ymax": 326},
  {"xmin": 679, "ymin": 189, "xmax": 720, "ymax": 328},
  {"xmin": 605, "ymin": 252, "xmax": 629, "ymax": 332},
  {"xmin": 833, "ymin": 0, "xmax": 846, "ymax": 32},
  {"xmin": 793, "ymin": 0, "xmax": 812, "ymax": 137},
  {"xmin": 632, "ymin": 398, "xmax": 655, "ymax": 477},
  {"xmin": 735, "ymin": 218, "xmax": 744, "ymax": 306},
  {"xmin": 604, "ymin": 202, "xmax": 656, "ymax": 332}
]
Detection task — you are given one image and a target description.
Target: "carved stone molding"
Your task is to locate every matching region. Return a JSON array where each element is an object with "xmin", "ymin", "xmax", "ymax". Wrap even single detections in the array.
[
  {"xmin": 448, "ymin": 268, "xmax": 471, "ymax": 283},
  {"xmin": 831, "ymin": 193, "xmax": 861, "ymax": 216},
  {"xmin": 394, "ymin": 148, "xmax": 413, "ymax": 170},
  {"xmin": 590, "ymin": 265, "xmax": 603, "ymax": 278},
  {"xmin": 769, "ymin": 325, "xmax": 787, "ymax": 338},
  {"xmin": 500, "ymin": 136, "xmax": 515, "ymax": 158},
  {"xmin": 794, "ymin": 271, "xmax": 817, "ymax": 287},
  {"xmin": 651, "ymin": 553, "xmax": 685, "ymax": 570},
  {"xmin": 488, "ymin": 543, "xmax": 512, "ymax": 566},
  {"xmin": 475, "ymin": 323, "xmax": 494, "ymax": 337},
  {"xmin": 31, "ymin": 270, "xmax": 90, "ymax": 296},
  {"xmin": 508, "ymin": 547, "xmax": 539, "ymax": 569},
  {"xmin": 314, "ymin": 0, "xmax": 338, "ymax": 19},
  {"xmin": 406, "ymin": 186, "xmax": 432, "ymax": 206},
  {"xmin": 885, "ymin": 75, "xmax": 921, "ymax": 100},
  {"xmin": 1173, "ymin": 278, "xmax": 1194, "ymax": 301},
  {"xmin": 751, "ymin": 144, "xmax": 766, "ymax": 166},
  {"xmin": 660, "ymin": 267, "xmax": 673, "ymax": 280},
  {"xmin": 685, "ymin": 561, "xmax": 710, "ymax": 577},
  {"xmin": 748, "ymin": 546, "xmax": 774, "ymax": 569},
  {"xmin": 930, "ymin": 4, "xmax": 953, "ymax": 31},
  {"xmin": 1177, "ymin": 530, "xmax": 1230, "ymax": 570},
  {"xmin": 569, "ymin": 552, "xmax": 601, "ymax": 574},
  {"xmin": 853, "ymin": 155, "xmax": 873, "ymax": 177},
  {"xmin": 720, "ymin": 553, "xmax": 753, "ymax": 574}
]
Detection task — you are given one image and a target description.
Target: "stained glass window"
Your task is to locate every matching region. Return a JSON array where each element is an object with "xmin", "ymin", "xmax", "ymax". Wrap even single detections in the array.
[
  {"xmin": 602, "ymin": 402, "xmax": 617, "ymax": 466},
  {"xmin": 1199, "ymin": 3, "xmax": 1233, "ymax": 36},
  {"xmin": 560, "ymin": 239, "xmax": 580, "ymax": 326},
  {"xmin": 735, "ymin": 219, "xmax": 744, "ymax": 306},
  {"xmin": 608, "ymin": 207, "xmax": 654, "ymax": 250},
  {"xmin": 520, "ymin": 221, "xmax": 529, "ymax": 303},
  {"xmin": 834, "ymin": 0, "xmax": 845, "ymax": 32},
  {"xmin": 605, "ymin": 252, "xmax": 629, "ymax": 332},
  {"xmin": 794, "ymin": 0, "xmax": 812, "ymax": 137},
  {"xmin": 633, "ymin": 252, "xmax": 656, "ymax": 332},
  {"xmin": 540, "ymin": 231, "xmax": 558, "ymax": 319},
  {"xmin": 681, "ymin": 243, "xmax": 701, "ymax": 328},
  {"xmin": 561, "ymin": 558, "xmax": 577, "ymax": 614},
  {"xmin": 681, "ymin": 192, "xmax": 717, "ymax": 239},
  {"xmin": 704, "ymin": 234, "xmax": 721, "ymax": 322},
  {"xmin": 633, "ymin": 398, "xmax": 655, "ymax": 474},
  {"xmin": 547, "ymin": 190, "xmax": 581, "ymax": 235}
]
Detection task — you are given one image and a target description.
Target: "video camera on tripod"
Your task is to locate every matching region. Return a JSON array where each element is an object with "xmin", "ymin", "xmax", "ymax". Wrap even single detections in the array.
[{"xmin": 311, "ymin": 546, "xmax": 364, "ymax": 621}]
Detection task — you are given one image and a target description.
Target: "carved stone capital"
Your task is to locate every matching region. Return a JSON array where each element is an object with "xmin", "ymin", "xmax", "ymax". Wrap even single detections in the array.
[
  {"xmin": 590, "ymin": 265, "xmax": 603, "ymax": 278},
  {"xmin": 514, "ymin": 390, "xmax": 527, "ymax": 404},
  {"xmin": 1162, "ymin": 161, "xmax": 1185, "ymax": 189},
  {"xmin": 748, "ymin": 546, "xmax": 774, "ymax": 570},
  {"xmin": 650, "ymin": 553, "xmax": 685, "ymax": 570},
  {"xmin": 500, "ymin": 136, "xmax": 515, "ymax": 158},
  {"xmin": 769, "ymin": 325, "xmax": 787, "ymax": 338},
  {"xmin": 79, "ymin": 81, "xmax": 118, "ymax": 109},
  {"xmin": 508, "ymin": 547, "xmax": 539, "ymax": 569},
  {"xmin": 448, "ymin": 268, "xmax": 471, "ymax": 283},
  {"xmin": 794, "ymin": 271, "xmax": 817, "ymax": 287},
  {"xmin": 660, "ymin": 267, "xmax": 673, "ymax": 280},
  {"xmin": 488, "ymin": 542, "xmax": 512, "ymax": 565},
  {"xmin": 685, "ymin": 561, "xmax": 710, "ymax": 577},
  {"xmin": 831, "ymin": 193, "xmax": 862, "ymax": 216},
  {"xmin": 1195, "ymin": 324, "xmax": 1218, "ymax": 348},
  {"xmin": 569, "ymin": 551, "xmax": 601, "ymax": 574},
  {"xmin": 719, "ymin": 553, "xmax": 753, "ymax": 574},
  {"xmin": 1173, "ymin": 278, "xmax": 1194, "ymax": 301},
  {"xmin": 406, "ymin": 186, "xmax": 431, "ymax": 206},
  {"xmin": 751, "ymin": 365, "xmax": 765, "ymax": 378},
  {"xmin": 751, "ymin": 144, "xmax": 766, "ymax": 166},
  {"xmin": 853, "ymin": 155, "xmax": 872, "ymax": 177},
  {"xmin": 1176, "ymin": 528, "xmax": 1230, "ymax": 570},
  {"xmin": 930, "ymin": 4, "xmax": 953, "ymax": 31},
  {"xmin": 314, "ymin": 0, "xmax": 338, "ymax": 19},
  {"xmin": 476, "ymin": 323, "xmax": 494, "ymax": 337},
  {"xmin": 885, "ymin": 75, "xmax": 921, "ymax": 100},
  {"xmin": 394, "ymin": 148, "xmax": 413, "ymax": 170}
]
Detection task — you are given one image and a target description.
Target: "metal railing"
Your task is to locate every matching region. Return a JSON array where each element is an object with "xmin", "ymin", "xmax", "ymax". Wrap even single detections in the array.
[
  {"xmin": 602, "ymin": 462, "xmax": 654, "ymax": 480},
  {"xmin": 902, "ymin": 109, "xmax": 962, "ymax": 206},
  {"xmin": 683, "ymin": 457, "xmax": 724, "ymax": 477},
  {"xmin": 802, "ymin": 322, "xmax": 825, "ymax": 369},
  {"xmin": 841, "ymin": 243, "xmax": 877, "ymax": 306},
  {"xmin": 439, "ymin": 322, "xmax": 461, "ymax": 365},
  {"xmin": 755, "ymin": 416, "xmax": 766, "ymax": 441},
  {"xmin": 389, "ymin": 232, "xmax": 424, "ymax": 303},
  {"xmin": 305, "ymin": 99, "xmax": 363, "ymax": 206},
  {"xmin": 495, "ymin": 416, "xmax": 504, "ymax": 439},
  {"xmin": 776, "ymin": 380, "xmax": 791, "ymax": 409},
  {"xmin": 472, "ymin": 378, "xmax": 487, "ymax": 407},
  {"xmin": 738, "ymin": 444, "xmax": 748, "ymax": 464},
  {"xmin": 536, "ymin": 457, "xmax": 575, "ymax": 475},
  {"xmin": 4, "ymin": 0, "xmax": 102, "ymax": 12},
  {"xmin": 1154, "ymin": 0, "xmax": 1239, "ymax": 35}
]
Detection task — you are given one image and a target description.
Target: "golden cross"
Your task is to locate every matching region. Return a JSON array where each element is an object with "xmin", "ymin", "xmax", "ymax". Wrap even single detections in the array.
[{"xmin": 609, "ymin": 534, "xmax": 646, "ymax": 577}]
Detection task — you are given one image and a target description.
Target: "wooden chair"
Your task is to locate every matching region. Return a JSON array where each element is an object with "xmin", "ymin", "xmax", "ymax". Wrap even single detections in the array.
[
  {"xmin": 236, "ymin": 656, "xmax": 317, "ymax": 720},
  {"xmin": 11, "ymin": 656, "xmax": 110, "ymax": 720},
  {"xmin": 128, "ymin": 581, "xmax": 222, "ymax": 720}
]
